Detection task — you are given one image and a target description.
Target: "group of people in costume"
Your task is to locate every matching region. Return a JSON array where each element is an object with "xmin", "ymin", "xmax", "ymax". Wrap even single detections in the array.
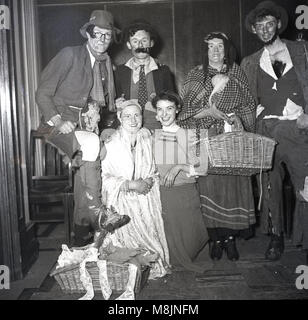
[{"xmin": 35, "ymin": 1, "xmax": 308, "ymax": 279}]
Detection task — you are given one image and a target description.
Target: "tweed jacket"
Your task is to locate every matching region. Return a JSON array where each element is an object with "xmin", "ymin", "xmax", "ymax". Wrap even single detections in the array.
[
  {"xmin": 241, "ymin": 39, "xmax": 308, "ymax": 113},
  {"xmin": 114, "ymin": 62, "xmax": 175, "ymax": 99},
  {"xmin": 36, "ymin": 43, "xmax": 96, "ymax": 123}
]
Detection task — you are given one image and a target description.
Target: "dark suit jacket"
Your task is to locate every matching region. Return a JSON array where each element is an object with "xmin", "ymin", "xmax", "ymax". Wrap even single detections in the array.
[
  {"xmin": 114, "ymin": 63, "xmax": 175, "ymax": 99},
  {"xmin": 241, "ymin": 39, "xmax": 308, "ymax": 113},
  {"xmin": 36, "ymin": 43, "xmax": 93, "ymax": 122}
]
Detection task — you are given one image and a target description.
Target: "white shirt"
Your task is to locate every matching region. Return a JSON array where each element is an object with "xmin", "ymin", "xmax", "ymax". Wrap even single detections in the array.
[
  {"xmin": 260, "ymin": 44, "xmax": 293, "ymax": 80},
  {"xmin": 162, "ymin": 123, "xmax": 180, "ymax": 133},
  {"xmin": 86, "ymin": 44, "xmax": 96, "ymax": 68},
  {"xmin": 125, "ymin": 56, "xmax": 158, "ymax": 84}
]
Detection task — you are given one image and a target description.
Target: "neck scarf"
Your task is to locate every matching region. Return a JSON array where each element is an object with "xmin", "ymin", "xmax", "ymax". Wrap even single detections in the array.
[{"xmin": 87, "ymin": 44, "xmax": 116, "ymax": 112}]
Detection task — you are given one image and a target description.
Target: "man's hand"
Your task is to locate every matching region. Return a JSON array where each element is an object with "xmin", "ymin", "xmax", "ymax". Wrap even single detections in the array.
[
  {"xmin": 56, "ymin": 120, "xmax": 76, "ymax": 134},
  {"xmin": 297, "ymin": 113, "xmax": 308, "ymax": 130},
  {"xmin": 115, "ymin": 95, "xmax": 126, "ymax": 110}
]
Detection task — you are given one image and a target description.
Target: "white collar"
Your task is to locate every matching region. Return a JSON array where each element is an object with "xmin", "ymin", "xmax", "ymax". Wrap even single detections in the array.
[
  {"xmin": 125, "ymin": 56, "xmax": 158, "ymax": 84},
  {"xmin": 86, "ymin": 45, "xmax": 95, "ymax": 68},
  {"xmin": 162, "ymin": 123, "xmax": 180, "ymax": 133},
  {"xmin": 260, "ymin": 44, "xmax": 293, "ymax": 79}
]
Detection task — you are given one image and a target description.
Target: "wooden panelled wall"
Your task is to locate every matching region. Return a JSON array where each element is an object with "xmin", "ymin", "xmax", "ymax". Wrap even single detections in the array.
[
  {"xmin": 36, "ymin": 0, "xmax": 306, "ymax": 92},
  {"xmin": 0, "ymin": 0, "xmax": 39, "ymax": 280},
  {"xmin": 37, "ymin": 0, "xmax": 241, "ymax": 91},
  {"xmin": 1, "ymin": 0, "xmax": 23, "ymax": 279}
]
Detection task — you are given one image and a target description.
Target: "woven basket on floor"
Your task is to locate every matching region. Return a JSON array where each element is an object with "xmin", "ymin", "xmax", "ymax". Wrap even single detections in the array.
[
  {"xmin": 50, "ymin": 261, "xmax": 150, "ymax": 295},
  {"xmin": 204, "ymin": 124, "xmax": 276, "ymax": 176}
]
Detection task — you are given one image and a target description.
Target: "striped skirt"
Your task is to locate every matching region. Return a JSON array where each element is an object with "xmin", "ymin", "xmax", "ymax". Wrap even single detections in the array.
[{"xmin": 198, "ymin": 175, "xmax": 256, "ymax": 230}]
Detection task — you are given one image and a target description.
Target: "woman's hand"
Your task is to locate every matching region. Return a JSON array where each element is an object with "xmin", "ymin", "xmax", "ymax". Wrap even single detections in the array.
[
  {"xmin": 144, "ymin": 177, "xmax": 154, "ymax": 189},
  {"xmin": 194, "ymin": 103, "xmax": 230, "ymax": 123},
  {"xmin": 130, "ymin": 179, "xmax": 152, "ymax": 195},
  {"xmin": 163, "ymin": 165, "xmax": 185, "ymax": 188}
]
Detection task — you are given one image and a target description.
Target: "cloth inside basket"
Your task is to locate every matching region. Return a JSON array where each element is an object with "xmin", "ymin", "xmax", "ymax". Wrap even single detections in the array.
[{"xmin": 56, "ymin": 243, "xmax": 154, "ymax": 300}]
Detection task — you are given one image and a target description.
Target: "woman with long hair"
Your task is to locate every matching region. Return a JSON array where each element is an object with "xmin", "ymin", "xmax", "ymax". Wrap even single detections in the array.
[{"xmin": 178, "ymin": 32, "xmax": 257, "ymax": 261}]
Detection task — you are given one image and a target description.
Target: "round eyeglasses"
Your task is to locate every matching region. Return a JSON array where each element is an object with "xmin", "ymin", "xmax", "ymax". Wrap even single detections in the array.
[{"xmin": 93, "ymin": 31, "xmax": 112, "ymax": 40}]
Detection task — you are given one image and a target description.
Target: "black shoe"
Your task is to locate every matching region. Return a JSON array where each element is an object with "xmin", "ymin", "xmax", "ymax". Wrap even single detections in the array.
[
  {"xmin": 265, "ymin": 234, "xmax": 284, "ymax": 261},
  {"xmin": 210, "ymin": 240, "xmax": 223, "ymax": 260},
  {"xmin": 225, "ymin": 237, "xmax": 239, "ymax": 261}
]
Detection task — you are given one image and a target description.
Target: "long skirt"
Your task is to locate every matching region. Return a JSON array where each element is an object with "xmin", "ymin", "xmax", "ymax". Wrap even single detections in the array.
[
  {"xmin": 160, "ymin": 183, "xmax": 208, "ymax": 273},
  {"xmin": 198, "ymin": 175, "xmax": 256, "ymax": 239}
]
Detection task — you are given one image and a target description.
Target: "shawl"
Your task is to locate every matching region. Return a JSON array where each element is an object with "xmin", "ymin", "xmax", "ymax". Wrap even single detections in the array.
[
  {"xmin": 177, "ymin": 63, "xmax": 256, "ymax": 133},
  {"xmin": 100, "ymin": 127, "xmax": 170, "ymax": 279},
  {"xmin": 101, "ymin": 127, "xmax": 158, "ymax": 206},
  {"xmin": 88, "ymin": 45, "xmax": 116, "ymax": 112}
]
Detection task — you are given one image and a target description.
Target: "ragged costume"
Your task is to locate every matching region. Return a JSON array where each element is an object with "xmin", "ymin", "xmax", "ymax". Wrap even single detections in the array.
[
  {"xmin": 241, "ymin": 39, "xmax": 308, "ymax": 250},
  {"xmin": 36, "ymin": 42, "xmax": 117, "ymax": 245}
]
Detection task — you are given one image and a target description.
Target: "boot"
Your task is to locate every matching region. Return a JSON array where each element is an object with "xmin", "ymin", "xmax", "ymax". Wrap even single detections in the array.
[
  {"xmin": 265, "ymin": 233, "xmax": 284, "ymax": 261},
  {"xmin": 73, "ymin": 224, "xmax": 93, "ymax": 247},
  {"xmin": 225, "ymin": 236, "xmax": 239, "ymax": 261},
  {"xmin": 210, "ymin": 240, "xmax": 224, "ymax": 260}
]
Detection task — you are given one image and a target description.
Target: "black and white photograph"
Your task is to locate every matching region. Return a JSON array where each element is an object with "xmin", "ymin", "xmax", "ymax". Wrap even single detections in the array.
[{"xmin": 1, "ymin": 0, "xmax": 308, "ymax": 305}]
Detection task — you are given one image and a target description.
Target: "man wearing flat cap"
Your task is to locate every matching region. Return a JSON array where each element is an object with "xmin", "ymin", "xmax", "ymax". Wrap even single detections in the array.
[
  {"xmin": 114, "ymin": 20, "xmax": 175, "ymax": 131},
  {"xmin": 36, "ymin": 10, "xmax": 119, "ymax": 246},
  {"xmin": 241, "ymin": 1, "xmax": 308, "ymax": 261}
]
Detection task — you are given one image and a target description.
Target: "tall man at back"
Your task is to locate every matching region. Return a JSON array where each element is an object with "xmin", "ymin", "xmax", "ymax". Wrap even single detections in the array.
[{"xmin": 241, "ymin": 1, "xmax": 308, "ymax": 261}]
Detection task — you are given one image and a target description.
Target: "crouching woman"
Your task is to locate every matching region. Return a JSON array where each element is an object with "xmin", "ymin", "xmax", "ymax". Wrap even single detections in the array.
[{"xmin": 100, "ymin": 100, "xmax": 170, "ymax": 279}]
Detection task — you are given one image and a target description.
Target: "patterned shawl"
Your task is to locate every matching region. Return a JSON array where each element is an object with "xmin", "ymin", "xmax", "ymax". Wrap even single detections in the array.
[{"xmin": 177, "ymin": 63, "xmax": 256, "ymax": 133}]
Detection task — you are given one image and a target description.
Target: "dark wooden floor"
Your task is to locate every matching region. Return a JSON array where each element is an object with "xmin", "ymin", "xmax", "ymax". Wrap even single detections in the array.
[{"xmin": 12, "ymin": 223, "xmax": 307, "ymax": 301}]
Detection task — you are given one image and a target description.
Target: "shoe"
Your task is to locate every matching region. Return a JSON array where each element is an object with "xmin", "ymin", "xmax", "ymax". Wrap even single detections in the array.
[
  {"xmin": 225, "ymin": 236, "xmax": 239, "ymax": 261},
  {"xmin": 210, "ymin": 240, "xmax": 223, "ymax": 260},
  {"xmin": 265, "ymin": 234, "xmax": 284, "ymax": 261}
]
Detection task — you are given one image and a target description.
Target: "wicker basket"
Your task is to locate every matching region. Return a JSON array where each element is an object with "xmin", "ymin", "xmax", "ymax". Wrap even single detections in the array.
[
  {"xmin": 204, "ymin": 129, "xmax": 276, "ymax": 176},
  {"xmin": 50, "ymin": 261, "xmax": 150, "ymax": 295}
]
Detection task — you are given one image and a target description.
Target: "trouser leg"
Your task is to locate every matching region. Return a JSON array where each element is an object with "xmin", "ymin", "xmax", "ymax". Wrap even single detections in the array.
[
  {"xmin": 267, "ymin": 161, "xmax": 285, "ymax": 235},
  {"xmin": 39, "ymin": 125, "xmax": 103, "ymax": 245},
  {"xmin": 265, "ymin": 161, "xmax": 285, "ymax": 261},
  {"xmin": 73, "ymin": 159, "xmax": 102, "ymax": 230},
  {"xmin": 73, "ymin": 159, "xmax": 102, "ymax": 246}
]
